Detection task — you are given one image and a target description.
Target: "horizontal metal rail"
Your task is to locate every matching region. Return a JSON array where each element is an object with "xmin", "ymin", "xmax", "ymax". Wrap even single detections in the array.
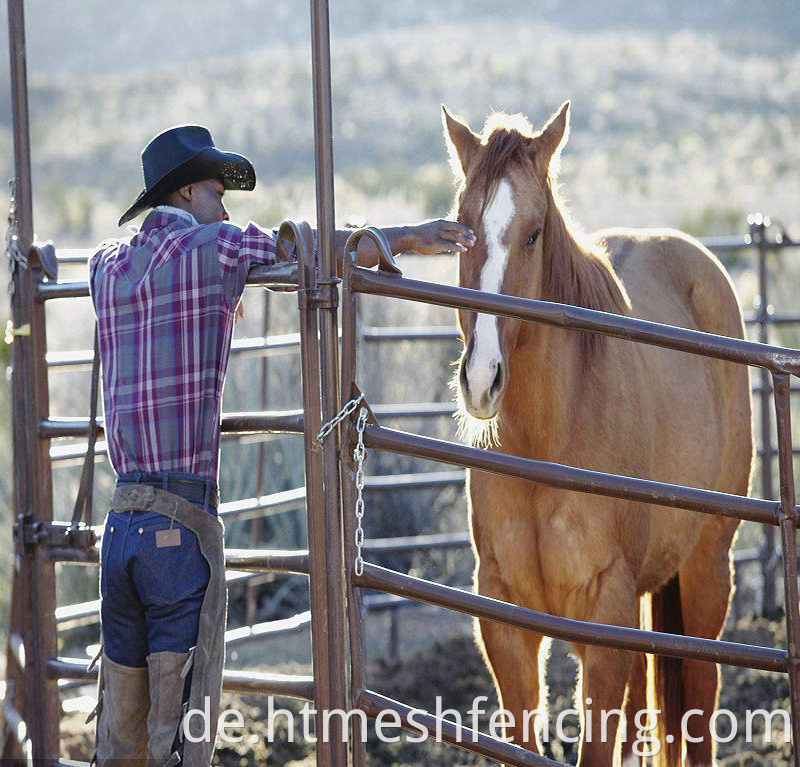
[
  {"xmin": 225, "ymin": 611, "xmax": 311, "ymax": 647},
  {"xmin": 351, "ymin": 269, "xmax": 800, "ymax": 375},
  {"xmin": 357, "ymin": 688, "xmax": 564, "ymax": 767},
  {"xmin": 50, "ymin": 547, "xmax": 310, "ymax": 571},
  {"xmin": 224, "ymin": 549, "xmax": 309, "ymax": 575},
  {"xmin": 361, "ymin": 325, "xmax": 460, "ymax": 343},
  {"xmin": 356, "ymin": 563, "xmax": 787, "ymax": 672},
  {"xmin": 363, "ymin": 531, "xmax": 470, "ymax": 553},
  {"xmin": 40, "ymin": 410, "xmax": 305, "ymax": 440},
  {"xmin": 364, "ymin": 424, "xmax": 781, "ymax": 526},
  {"xmin": 49, "ymin": 433, "xmax": 294, "ymax": 464},
  {"xmin": 219, "ymin": 470, "xmax": 463, "ymax": 522},
  {"xmin": 41, "ymin": 404, "xmax": 456, "ymax": 442},
  {"xmin": 47, "ymin": 658, "xmax": 314, "ymax": 700},
  {"xmin": 219, "ymin": 487, "xmax": 307, "ymax": 521},
  {"xmin": 36, "ymin": 262, "xmax": 300, "ymax": 301}
]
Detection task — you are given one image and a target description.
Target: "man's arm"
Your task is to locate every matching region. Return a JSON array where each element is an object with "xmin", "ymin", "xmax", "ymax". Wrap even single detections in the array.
[{"xmin": 333, "ymin": 219, "xmax": 476, "ymax": 270}]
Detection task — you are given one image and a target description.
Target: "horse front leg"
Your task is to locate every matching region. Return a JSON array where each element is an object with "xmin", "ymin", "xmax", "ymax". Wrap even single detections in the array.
[
  {"xmin": 475, "ymin": 558, "xmax": 545, "ymax": 753},
  {"xmin": 573, "ymin": 561, "xmax": 638, "ymax": 767}
]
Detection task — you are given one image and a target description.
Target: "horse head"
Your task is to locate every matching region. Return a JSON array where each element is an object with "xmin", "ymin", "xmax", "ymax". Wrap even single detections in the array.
[{"xmin": 443, "ymin": 101, "xmax": 571, "ymax": 428}]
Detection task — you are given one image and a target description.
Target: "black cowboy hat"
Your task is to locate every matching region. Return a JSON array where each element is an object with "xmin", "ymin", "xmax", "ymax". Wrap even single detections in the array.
[{"xmin": 118, "ymin": 125, "xmax": 256, "ymax": 226}]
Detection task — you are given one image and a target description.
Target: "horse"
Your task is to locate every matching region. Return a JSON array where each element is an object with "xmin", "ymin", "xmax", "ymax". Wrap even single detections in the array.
[{"xmin": 442, "ymin": 101, "xmax": 753, "ymax": 767}]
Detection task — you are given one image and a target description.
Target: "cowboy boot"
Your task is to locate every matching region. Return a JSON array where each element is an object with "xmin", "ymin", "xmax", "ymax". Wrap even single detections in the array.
[
  {"xmin": 94, "ymin": 652, "xmax": 149, "ymax": 766},
  {"xmin": 146, "ymin": 651, "xmax": 190, "ymax": 767}
]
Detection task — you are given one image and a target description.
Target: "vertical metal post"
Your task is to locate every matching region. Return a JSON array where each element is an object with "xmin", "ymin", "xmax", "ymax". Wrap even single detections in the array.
[
  {"xmin": 773, "ymin": 373, "xmax": 800, "ymax": 765},
  {"xmin": 6, "ymin": 0, "xmax": 60, "ymax": 760},
  {"xmin": 309, "ymin": 2, "xmax": 349, "ymax": 764},
  {"xmin": 755, "ymin": 219, "xmax": 777, "ymax": 614},
  {"xmin": 288, "ymin": 220, "xmax": 347, "ymax": 766},
  {"xmin": 247, "ymin": 291, "xmax": 271, "ymax": 626}
]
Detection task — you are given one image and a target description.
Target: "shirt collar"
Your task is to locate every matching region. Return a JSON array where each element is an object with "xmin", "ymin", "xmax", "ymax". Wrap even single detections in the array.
[{"xmin": 140, "ymin": 205, "xmax": 199, "ymax": 233}]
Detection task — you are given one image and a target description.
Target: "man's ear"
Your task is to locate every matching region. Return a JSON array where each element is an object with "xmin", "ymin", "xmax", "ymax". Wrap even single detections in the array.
[
  {"xmin": 531, "ymin": 100, "xmax": 570, "ymax": 175},
  {"xmin": 176, "ymin": 184, "xmax": 193, "ymax": 204},
  {"xmin": 442, "ymin": 105, "xmax": 480, "ymax": 177}
]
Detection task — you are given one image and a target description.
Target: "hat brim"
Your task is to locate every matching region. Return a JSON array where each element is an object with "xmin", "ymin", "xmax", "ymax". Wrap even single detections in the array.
[{"xmin": 118, "ymin": 147, "xmax": 256, "ymax": 227}]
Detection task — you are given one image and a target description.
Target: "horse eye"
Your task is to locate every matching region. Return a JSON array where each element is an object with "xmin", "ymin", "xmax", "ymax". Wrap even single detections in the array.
[{"xmin": 526, "ymin": 228, "xmax": 542, "ymax": 247}]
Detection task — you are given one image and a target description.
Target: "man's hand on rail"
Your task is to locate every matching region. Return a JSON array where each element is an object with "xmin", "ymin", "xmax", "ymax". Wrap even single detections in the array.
[
  {"xmin": 404, "ymin": 219, "xmax": 477, "ymax": 256},
  {"xmin": 334, "ymin": 219, "xmax": 475, "ymax": 271}
]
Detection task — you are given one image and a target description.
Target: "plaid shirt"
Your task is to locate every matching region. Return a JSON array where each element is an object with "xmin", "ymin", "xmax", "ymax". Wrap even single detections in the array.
[{"xmin": 89, "ymin": 207, "xmax": 284, "ymax": 482}]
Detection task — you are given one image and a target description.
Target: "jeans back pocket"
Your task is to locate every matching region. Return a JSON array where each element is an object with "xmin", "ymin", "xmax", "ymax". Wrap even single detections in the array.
[{"xmin": 136, "ymin": 518, "xmax": 210, "ymax": 606}]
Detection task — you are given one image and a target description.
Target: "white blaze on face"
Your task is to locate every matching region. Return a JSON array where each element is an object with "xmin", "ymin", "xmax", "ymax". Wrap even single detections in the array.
[{"xmin": 465, "ymin": 178, "xmax": 515, "ymax": 402}]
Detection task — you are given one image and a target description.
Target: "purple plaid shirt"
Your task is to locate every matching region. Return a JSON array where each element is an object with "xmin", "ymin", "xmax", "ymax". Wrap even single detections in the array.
[{"xmin": 89, "ymin": 207, "xmax": 283, "ymax": 481}]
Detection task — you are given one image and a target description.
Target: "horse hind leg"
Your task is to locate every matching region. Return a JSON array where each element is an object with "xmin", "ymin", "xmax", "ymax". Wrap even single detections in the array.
[
  {"xmin": 678, "ymin": 520, "xmax": 738, "ymax": 767},
  {"xmin": 475, "ymin": 560, "xmax": 545, "ymax": 753}
]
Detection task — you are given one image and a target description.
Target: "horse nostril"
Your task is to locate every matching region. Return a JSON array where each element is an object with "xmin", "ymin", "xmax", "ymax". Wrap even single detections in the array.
[
  {"xmin": 489, "ymin": 361, "xmax": 504, "ymax": 399},
  {"xmin": 459, "ymin": 357, "xmax": 469, "ymax": 395}
]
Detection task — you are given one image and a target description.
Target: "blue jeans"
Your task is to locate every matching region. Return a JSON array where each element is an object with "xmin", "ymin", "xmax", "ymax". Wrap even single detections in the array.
[{"xmin": 100, "ymin": 472, "xmax": 217, "ymax": 667}]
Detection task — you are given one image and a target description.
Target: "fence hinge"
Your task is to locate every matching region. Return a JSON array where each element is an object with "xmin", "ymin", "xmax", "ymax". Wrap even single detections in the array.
[
  {"xmin": 13, "ymin": 518, "xmax": 97, "ymax": 550},
  {"xmin": 299, "ymin": 278, "xmax": 340, "ymax": 310}
]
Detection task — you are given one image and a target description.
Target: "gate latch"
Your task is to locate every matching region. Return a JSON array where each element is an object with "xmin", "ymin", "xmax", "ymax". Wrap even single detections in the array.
[
  {"xmin": 14, "ymin": 517, "xmax": 97, "ymax": 550},
  {"xmin": 299, "ymin": 277, "xmax": 340, "ymax": 310}
]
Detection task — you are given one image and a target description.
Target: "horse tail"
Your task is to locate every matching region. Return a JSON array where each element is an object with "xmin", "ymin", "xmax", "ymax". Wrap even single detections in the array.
[{"xmin": 650, "ymin": 574, "xmax": 683, "ymax": 767}]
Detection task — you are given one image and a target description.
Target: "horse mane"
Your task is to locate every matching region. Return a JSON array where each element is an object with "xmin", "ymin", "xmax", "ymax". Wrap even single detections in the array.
[
  {"xmin": 467, "ymin": 114, "xmax": 631, "ymax": 358},
  {"xmin": 541, "ymin": 179, "xmax": 631, "ymax": 357}
]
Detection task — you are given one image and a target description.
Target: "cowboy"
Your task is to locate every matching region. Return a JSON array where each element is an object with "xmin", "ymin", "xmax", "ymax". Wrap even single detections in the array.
[{"xmin": 88, "ymin": 124, "xmax": 475, "ymax": 766}]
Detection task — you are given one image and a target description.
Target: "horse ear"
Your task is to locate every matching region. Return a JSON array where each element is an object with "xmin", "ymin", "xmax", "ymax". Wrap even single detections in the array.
[
  {"xmin": 442, "ymin": 105, "xmax": 480, "ymax": 176},
  {"xmin": 532, "ymin": 100, "xmax": 570, "ymax": 174}
]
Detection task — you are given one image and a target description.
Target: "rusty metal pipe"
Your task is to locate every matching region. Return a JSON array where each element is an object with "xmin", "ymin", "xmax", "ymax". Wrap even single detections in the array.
[
  {"xmin": 772, "ymin": 373, "xmax": 800, "ymax": 765},
  {"xmin": 35, "ymin": 262, "xmax": 300, "ymax": 301},
  {"xmin": 290, "ymin": 218, "xmax": 346, "ymax": 767},
  {"xmin": 350, "ymin": 269, "xmax": 800, "ymax": 375},
  {"xmin": 39, "ymin": 410, "xmax": 305, "ymax": 439},
  {"xmin": 7, "ymin": 0, "xmax": 61, "ymax": 759},
  {"xmin": 356, "ymin": 563, "xmax": 786, "ymax": 672},
  {"xmin": 363, "ymin": 424, "xmax": 780, "ymax": 526}
]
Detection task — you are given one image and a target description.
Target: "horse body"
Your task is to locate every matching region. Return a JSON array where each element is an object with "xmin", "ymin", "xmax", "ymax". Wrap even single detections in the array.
[{"xmin": 444, "ymin": 104, "xmax": 752, "ymax": 767}]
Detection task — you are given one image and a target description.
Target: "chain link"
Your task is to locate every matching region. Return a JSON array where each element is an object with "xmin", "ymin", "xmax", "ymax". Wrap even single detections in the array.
[
  {"xmin": 316, "ymin": 392, "xmax": 364, "ymax": 444},
  {"xmin": 353, "ymin": 407, "xmax": 368, "ymax": 576},
  {"xmin": 6, "ymin": 179, "xmax": 27, "ymax": 297}
]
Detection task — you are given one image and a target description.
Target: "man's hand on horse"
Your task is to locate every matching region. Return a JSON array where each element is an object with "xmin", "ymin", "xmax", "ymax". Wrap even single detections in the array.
[{"xmin": 408, "ymin": 219, "xmax": 476, "ymax": 255}]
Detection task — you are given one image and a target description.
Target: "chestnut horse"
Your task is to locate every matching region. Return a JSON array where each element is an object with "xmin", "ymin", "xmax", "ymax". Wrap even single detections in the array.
[{"xmin": 443, "ymin": 102, "xmax": 752, "ymax": 767}]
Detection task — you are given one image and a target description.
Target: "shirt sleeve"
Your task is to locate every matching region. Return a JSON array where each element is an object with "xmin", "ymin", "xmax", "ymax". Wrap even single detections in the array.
[
  {"xmin": 216, "ymin": 221, "xmax": 282, "ymax": 304},
  {"xmin": 87, "ymin": 243, "xmax": 111, "ymax": 313}
]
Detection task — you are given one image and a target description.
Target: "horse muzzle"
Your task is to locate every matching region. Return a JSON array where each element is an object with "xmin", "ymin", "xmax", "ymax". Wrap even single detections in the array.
[{"xmin": 459, "ymin": 353, "xmax": 505, "ymax": 419}]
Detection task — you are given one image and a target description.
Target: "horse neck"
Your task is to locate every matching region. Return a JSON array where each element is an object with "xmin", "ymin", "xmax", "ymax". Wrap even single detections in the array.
[
  {"xmin": 540, "ymin": 180, "xmax": 629, "ymax": 335},
  {"xmin": 496, "ymin": 324, "xmax": 584, "ymax": 460}
]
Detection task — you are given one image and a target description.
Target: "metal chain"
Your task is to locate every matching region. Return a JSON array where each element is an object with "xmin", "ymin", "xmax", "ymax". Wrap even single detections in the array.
[
  {"xmin": 6, "ymin": 178, "xmax": 27, "ymax": 297},
  {"xmin": 316, "ymin": 392, "xmax": 365, "ymax": 444},
  {"xmin": 353, "ymin": 407, "xmax": 368, "ymax": 576}
]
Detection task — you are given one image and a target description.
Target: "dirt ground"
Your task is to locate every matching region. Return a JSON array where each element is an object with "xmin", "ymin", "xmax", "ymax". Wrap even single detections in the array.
[{"xmin": 60, "ymin": 608, "xmax": 792, "ymax": 766}]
